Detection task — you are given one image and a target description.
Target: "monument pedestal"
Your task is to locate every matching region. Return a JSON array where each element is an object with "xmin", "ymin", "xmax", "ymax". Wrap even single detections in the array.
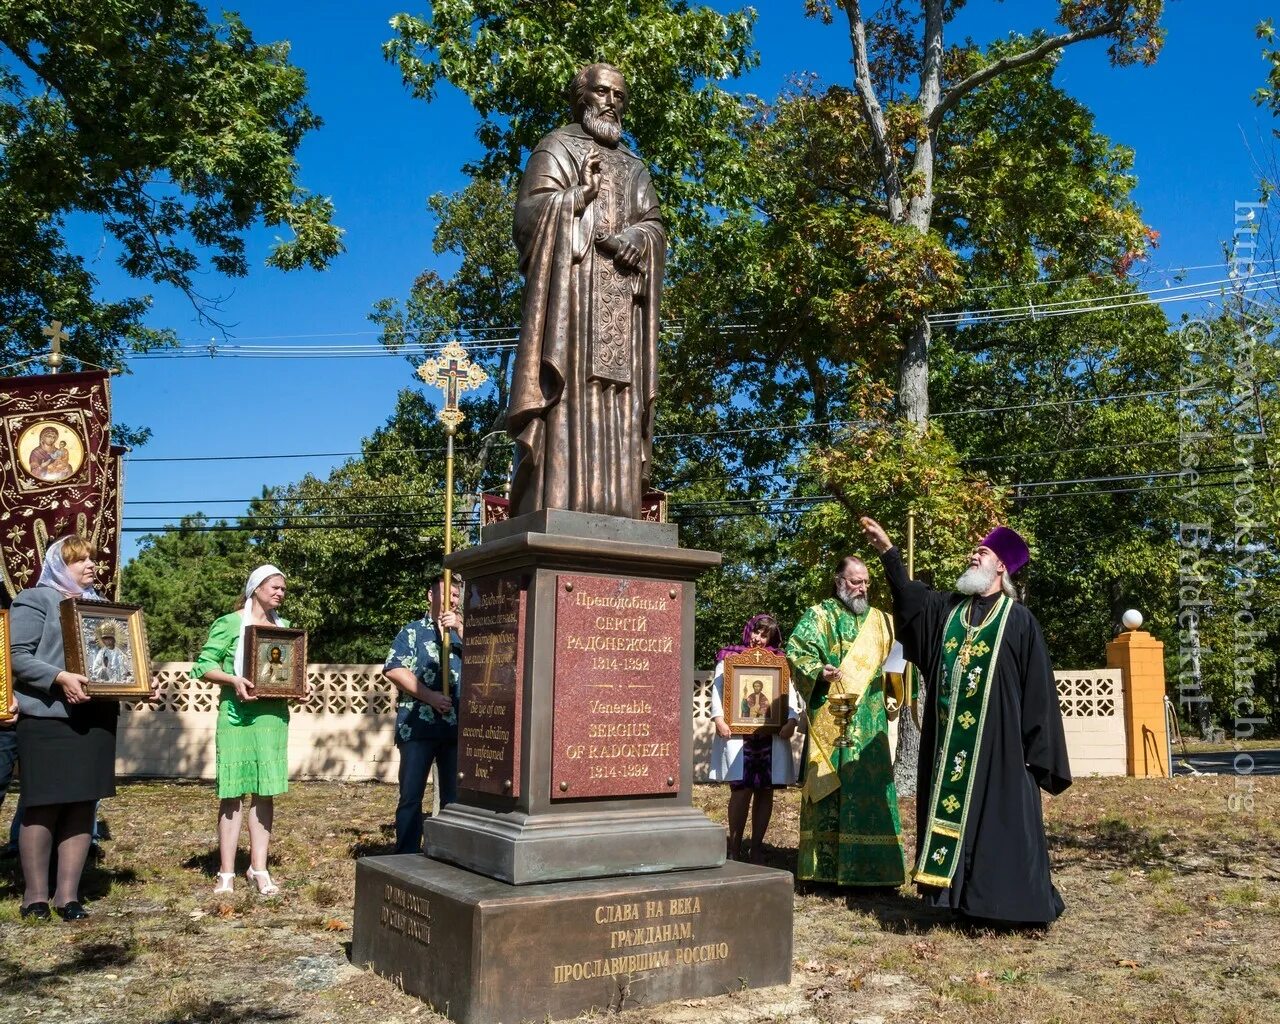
[
  {"xmin": 352, "ymin": 856, "xmax": 794, "ymax": 1024},
  {"xmin": 354, "ymin": 510, "xmax": 794, "ymax": 1021},
  {"xmin": 424, "ymin": 509, "xmax": 725, "ymax": 884}
]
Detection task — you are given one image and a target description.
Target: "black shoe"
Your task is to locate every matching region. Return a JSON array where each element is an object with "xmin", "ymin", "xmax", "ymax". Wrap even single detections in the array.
[
  {"xmin": 20, "ymin": 902, "xmax": 51, "ymax": 921},
  {"xmin": 54, "ymin": 901, "xmax": 89, "ymax": 921}
]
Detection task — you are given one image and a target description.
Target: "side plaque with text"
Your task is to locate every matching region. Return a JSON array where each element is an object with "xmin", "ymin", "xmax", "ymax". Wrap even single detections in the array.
[
  {"xmin": 552, "ymin": 575, "xmax": 682, "ymax": 799},
  {"xmin": 457, "ymin": 574, "xmax": 527, "ymax": 796}
]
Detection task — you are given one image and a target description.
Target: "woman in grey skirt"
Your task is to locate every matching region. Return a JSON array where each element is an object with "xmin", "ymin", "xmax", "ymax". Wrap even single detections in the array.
[{"xmin": 8, "ymin": 535, "xmax": 118, "ymax": 921}]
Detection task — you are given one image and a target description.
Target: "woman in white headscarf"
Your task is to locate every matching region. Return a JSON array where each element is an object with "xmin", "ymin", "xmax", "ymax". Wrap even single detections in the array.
[
  {"xmin": 8, "ymin": 535, "xmax": 114, "ymax": 921},
  {"xmin": 191, "ymin": 564, "xmax": 306, "ymax": 895}
]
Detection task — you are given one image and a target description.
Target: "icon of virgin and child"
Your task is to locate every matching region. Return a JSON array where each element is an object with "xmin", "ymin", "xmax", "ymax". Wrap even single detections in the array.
[{"xmin": 22, "ymin": 423, "xmax": 79, "ymax": 483}]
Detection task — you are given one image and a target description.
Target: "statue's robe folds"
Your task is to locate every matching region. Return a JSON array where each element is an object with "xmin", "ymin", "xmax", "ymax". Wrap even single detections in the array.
[
  {"xmin": 508, "ymin": 124, "xmax": 665, "ymax": 517},
  {"xmin": 880, "ymin": 547, "xmax": 1072, "ymax": 925}
]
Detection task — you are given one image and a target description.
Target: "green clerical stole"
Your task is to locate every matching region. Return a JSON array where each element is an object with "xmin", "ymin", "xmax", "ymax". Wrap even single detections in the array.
[{"xmin": 913, "ymin": 595, "xmax": 1014, "ymax": 887}]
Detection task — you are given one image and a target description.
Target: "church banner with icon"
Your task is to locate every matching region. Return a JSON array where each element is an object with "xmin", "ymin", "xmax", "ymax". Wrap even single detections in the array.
[{"xmin": 0, "ymin": 370, "xmax": 124, "ymax": 600}]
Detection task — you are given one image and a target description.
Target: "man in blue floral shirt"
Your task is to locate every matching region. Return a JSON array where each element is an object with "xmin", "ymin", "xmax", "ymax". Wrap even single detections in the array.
[{"xmin": 384, "ymin": 576, "xmax": 463, "ymax": 854}]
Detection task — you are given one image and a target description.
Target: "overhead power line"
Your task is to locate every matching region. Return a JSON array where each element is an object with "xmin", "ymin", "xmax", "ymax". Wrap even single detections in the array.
[
  {"xmin": 126, "ymin": 444, "xmax": 451, "ymax": 464},
  {"xmin": 133, "ymin": 340, "xmax": 521, "ymax": 360},
  {"xmin": 121, "ymin": 467, "xmax": 1254, "ymax": 533},
  {"xmin": 958, "ymin": 259, "xmax": 1278, "ymax": 296},
  {"xmin": 930, "ymin": 270, "xmax": 1280, "ymax": 327},
  {"xmin": 962, "ymin": 438, "xmax": 1178, "ymax": 463},
  {"xmin": 932, "ymin": 384, "xmax": 1206, "ymax": 418},
  {"xmin": 124, "ymin": 380, "xmax": 1213, "ymax": 466}
]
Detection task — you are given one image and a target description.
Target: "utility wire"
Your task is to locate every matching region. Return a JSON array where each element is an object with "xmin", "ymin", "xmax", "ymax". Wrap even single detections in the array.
[
  {"xmin": 122, "ymin": 470, "xmax": 1249, "ymax": 533},
  {"xmin": 124, "ymin": 490, "xmax": 453, "ymax": 507},
  {"xmin": 930, "ymin": 272, "xmax": 1280, "ymax": 327},
  {"xmin": 122, "ymin": 519, "xmax": 482, "ymax": 534},
  {"xmin": 958, "ymin": 259, "xmax": 1277, "ymax": 295},
  {"xmin": 933, "ymin": 270, "xmax": 1277, "ymax": 321},
  {"xmin": 932, "ymin": 384, "xmax": 1204, "ymax": 418},
  {"xmin": 962, "ymin": 438, "xmax": 1178, "ymax": 463},
  {"xmin": 126, "ymin": 458, "xmax": 1242, "ymax": 518},
  {"xmin": 126, "ymin": 444, "xmax": 452, "ymax": 464},
  {"xmin": 119, "ymin": 383, "xmax": 1201, "ymax": 465}
]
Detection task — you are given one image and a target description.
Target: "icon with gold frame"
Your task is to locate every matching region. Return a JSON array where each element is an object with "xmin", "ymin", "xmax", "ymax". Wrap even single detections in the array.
[
  {"xmin": 1, "ymin": 610, "xmax": 15, "ymax": 720},
  {"xmin": 243, "ymin": 624, "xmax": 308, "ymax": 699},
  {"xmin": 59, "ymin": 599, "xmax": 152, "ymax": 698},
  {"xmin": 722, "ymin": 648, "xmax": 791, "ymax": 736}
]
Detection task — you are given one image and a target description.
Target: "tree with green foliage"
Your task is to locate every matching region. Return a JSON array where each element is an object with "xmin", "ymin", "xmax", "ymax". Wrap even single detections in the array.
[
  {"xmin": 384, "ymin": 0, "xmax": 756, "ymax": 242},
  {"xmin": 242, "ymin": 388, "xmax": 507, "ymax": 663},
  {"xmin": 374, "ymin": 3, "xmax": 1175, "ymax": 670},
  {"xmin": 370, "ymin": 178, "xmax": 523, "ymax": 489},
  {"xmin": 120, "ymin": 515, "xmax": 259, "ymax": 661},
  {"xmin": 793, "ymin": 382, "xmax": 1010, "ymax": 792},
  {"xmin": 804, "ymin": 0, "xmax": 1165, "ymax": 423},
  {"xmin": 662, "ymin": 40, "xmax": 1168, "ymax": 690},
  {"xmin": 1258, "ymin": 18, "xmax": 1280, "ymax": 131},
  {"xmin": 0, "ymin": 0, "xmax": 343, "ymax": 367}
]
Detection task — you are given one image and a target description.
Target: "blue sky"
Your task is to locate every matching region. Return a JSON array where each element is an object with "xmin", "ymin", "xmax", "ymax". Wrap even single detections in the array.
[{"xmin": 93, "ymin": 1, "xmax": 1276, "ymax": 558}]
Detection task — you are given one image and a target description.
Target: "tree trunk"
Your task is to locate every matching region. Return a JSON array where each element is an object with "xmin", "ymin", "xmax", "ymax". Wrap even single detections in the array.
[
  {"xmin": 893, "ymin": 671, "xmax": 924, "ymax": 797},
  {"xmin": 898, "ymin": 316, "xmax": 931, "ymax": 425}
]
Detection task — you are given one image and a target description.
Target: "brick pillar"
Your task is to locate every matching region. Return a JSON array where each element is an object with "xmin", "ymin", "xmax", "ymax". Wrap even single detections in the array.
[{"xmin": 1106, "ymin": 629, "xmax": 1169, "ymax": 778}]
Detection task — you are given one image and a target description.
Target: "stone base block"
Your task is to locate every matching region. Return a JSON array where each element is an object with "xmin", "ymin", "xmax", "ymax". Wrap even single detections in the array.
[
  {"xmin": 352, "ymin": 855, "xmax": 793, "ymax": 1024},
  {"xmin": 423, "ymin": 803, "xmax": 725, "ymax": 885}
]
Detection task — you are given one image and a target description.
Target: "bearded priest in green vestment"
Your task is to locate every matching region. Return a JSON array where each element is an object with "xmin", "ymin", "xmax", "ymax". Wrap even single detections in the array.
[{"xmin": 786, "ymin": 556, "xmax": 905, "ymax": 887}]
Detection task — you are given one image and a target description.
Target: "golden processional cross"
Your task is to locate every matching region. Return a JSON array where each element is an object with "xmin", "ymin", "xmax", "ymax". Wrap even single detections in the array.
[
  {"xmin": 41, "ymin": 321, "xmax": 70, "ymax": 373},
  {"xmin": 416, "ymin": 340, "xmax": 489, "ymax": 666}
]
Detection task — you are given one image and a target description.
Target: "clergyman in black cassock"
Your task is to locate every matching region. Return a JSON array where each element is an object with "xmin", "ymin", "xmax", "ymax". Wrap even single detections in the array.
[{"xmin": 861, "ymin": 517, "xmax": 1072, "ymax": 927}]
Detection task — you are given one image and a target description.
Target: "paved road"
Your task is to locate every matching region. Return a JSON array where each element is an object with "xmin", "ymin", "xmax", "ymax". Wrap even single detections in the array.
[{"xmin": 1173, "ymin": 748, "xmax": 1280, "ymax": 776}]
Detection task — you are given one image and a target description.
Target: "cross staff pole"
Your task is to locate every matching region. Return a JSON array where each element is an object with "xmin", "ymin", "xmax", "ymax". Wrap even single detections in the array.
[{"xmin": 416, "ymin": 341, "xmax": 489, "ymax": 675}]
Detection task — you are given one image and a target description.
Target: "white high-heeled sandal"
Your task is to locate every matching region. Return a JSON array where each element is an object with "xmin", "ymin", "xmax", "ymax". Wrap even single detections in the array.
[
  {"xmin": 245, "ymin": 867, "xmax": 280, "ymax": 895},
  {"xmin": 213, "ymin": 872, "xmax": 235, "ymax": 894}
]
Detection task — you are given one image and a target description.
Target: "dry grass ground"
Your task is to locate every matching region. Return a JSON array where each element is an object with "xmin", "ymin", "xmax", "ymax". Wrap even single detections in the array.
[{"xmin": 1, "ymin": 775, "xmax": 1277, "ymax": 1024}]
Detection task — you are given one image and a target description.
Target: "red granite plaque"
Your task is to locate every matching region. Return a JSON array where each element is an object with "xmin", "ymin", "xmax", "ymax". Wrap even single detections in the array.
[
  {"xmin": 551, "ymin": 575, "xmax": 683, "ymax": 799},
  {"xmin": 457, "ymin": 574, "xmax": 527, "ymax": 797}
]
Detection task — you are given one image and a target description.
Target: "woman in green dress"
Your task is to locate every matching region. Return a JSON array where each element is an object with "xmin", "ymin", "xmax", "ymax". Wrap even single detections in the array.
[{"xmin": 191, "ymin": 564, "xmax": 306, "ymax": 895}]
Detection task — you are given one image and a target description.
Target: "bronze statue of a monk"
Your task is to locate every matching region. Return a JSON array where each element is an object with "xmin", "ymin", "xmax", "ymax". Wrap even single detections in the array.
[{"xmin": 507, "ymin": 63, "xmax": 665, "ymax": 518}]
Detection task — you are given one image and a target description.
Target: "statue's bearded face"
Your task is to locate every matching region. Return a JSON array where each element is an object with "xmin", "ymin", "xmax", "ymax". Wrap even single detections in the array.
[{"xmin": 579, "ymin": 68, "xmax": 626, "ymax": 147}]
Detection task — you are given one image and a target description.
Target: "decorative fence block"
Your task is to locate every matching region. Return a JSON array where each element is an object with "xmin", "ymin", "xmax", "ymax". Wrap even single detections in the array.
[
  {"xmin": 117, "ymin": 664, "xmax": 1129, "ymax": 783},
  {"xmin": 118, "ymin": 663, "xmax": 402, "ymax": 783},
  {"xmin": 1054, "ymin": 669, "xmax": 1127, "ymax": 776}
]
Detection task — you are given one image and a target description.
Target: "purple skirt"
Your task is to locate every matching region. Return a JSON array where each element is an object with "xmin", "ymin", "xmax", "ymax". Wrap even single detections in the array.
[{"xmin": 730, "ymin": 735, "xmax": 776, "ymax": 791}]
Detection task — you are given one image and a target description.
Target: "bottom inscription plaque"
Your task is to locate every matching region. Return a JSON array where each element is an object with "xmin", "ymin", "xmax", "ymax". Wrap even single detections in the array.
[{"xmin": 353, "ymin": 856, "xmax": 792, "ymax": 1024}]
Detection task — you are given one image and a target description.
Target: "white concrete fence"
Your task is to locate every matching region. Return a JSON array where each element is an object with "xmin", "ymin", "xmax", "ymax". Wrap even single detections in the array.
[{"xmin": 117, "ymin": 665, "xmax": 1127, "ymax": 782}]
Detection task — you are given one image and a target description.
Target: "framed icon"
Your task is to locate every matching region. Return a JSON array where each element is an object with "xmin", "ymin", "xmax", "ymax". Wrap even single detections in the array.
[
  {"xmin": 243, "ymin": 624, "xmax": 308, "ymax": 699},
  {"xmin": 59, "ymin": 599, "xmax": 152, "ymax": 698},
  {"xmin": 722, "ymin": 648, "xmax": 790, "ymax": 736},
  {"xmin": 1, "ymin": 610, "xmax": 14, "ymax": 720}
]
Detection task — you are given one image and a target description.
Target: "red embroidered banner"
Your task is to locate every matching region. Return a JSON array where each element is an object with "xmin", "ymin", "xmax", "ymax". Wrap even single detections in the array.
[
  {"xmin": 481, "ymin": 493, "xmax": 511, "ymax": 527},
  {"xmin": 0, "ymin": 371, "xmax": 124, "ymax": 600}
]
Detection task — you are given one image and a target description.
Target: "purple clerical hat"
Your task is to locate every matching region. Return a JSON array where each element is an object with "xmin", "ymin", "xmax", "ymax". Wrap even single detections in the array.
[{"xmin": 980, "ymin": 526, "xmax": 1029, "ymax": 576}]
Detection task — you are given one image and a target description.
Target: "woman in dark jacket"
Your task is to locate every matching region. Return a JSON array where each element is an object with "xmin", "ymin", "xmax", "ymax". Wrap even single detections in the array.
[{"xmin": 9, "ymin": 535, "xmax": 117, "ymax": 921}]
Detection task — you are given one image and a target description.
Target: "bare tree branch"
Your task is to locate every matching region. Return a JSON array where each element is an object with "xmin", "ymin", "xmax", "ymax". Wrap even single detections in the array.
[
  {"xmin": 842, "ymin": 0, "xmax": 904, "ymax": 222},
  {"xmin": 927, "ymin": 19, "xmax": 1122, "ymax": 130},
  {"xmin": 907, "ymin": 0, "xmax": 946, "ymax": 230}
]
